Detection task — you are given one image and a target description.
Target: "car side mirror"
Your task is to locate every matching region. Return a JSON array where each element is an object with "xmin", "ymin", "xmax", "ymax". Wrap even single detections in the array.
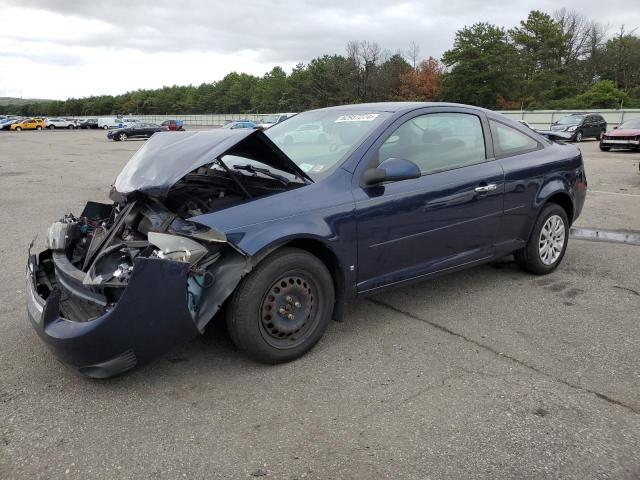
[{"xmin": 362, "ymin": 157, "xmax": 421, "ymax": 186}]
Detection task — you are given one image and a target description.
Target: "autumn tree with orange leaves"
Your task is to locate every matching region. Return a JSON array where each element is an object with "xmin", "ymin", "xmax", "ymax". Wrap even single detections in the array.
[{"xmin": 399, "ymin": 57, "xmax": 445, "ymax": 101}]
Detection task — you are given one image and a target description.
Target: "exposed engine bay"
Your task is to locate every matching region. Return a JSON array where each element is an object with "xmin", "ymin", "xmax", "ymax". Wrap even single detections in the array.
[{"xmin": 34, "ymin": 164, "xmax": 303, "ymax": 326}]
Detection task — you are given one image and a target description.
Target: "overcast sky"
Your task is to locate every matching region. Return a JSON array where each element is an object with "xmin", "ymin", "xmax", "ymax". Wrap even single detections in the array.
[{"xmin": 1, "ymin": 0, "xmax": 639, "ymax": 100}]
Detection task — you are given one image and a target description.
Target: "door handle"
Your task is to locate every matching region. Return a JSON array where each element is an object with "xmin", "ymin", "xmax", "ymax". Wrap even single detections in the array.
[{"xmin": 475, "ymin": 184, "xmax": 497, "ymax": 192}]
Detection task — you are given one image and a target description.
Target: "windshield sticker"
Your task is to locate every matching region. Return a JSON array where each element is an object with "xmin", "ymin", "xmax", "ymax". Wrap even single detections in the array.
[
  {"xmin": 335, "ymin": 113, "xmax": 380, "ymax": 123},
  {"xmin": 310, "ymin": 165, "xmax": 325, "ymax": 173},
  {"xmin": 299, "ymin": 163, "xmax": 314, "ymax": 172}
]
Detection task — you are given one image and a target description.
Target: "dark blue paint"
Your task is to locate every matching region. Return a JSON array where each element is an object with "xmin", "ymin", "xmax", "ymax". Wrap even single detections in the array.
[{"xmin": 194, "ymin": 103, "xmax": 586, "ymax": 298}]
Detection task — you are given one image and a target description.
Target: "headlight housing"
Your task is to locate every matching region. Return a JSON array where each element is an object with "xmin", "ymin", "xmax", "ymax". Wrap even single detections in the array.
[{"xmin": 567, "ymin": 126, "xmax": 577, "ymax": 132}]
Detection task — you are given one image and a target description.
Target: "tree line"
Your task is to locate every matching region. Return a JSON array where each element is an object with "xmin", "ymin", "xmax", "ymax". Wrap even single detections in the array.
[{"xmin": 3, "ymin": 9, "xmax": 640, "ymax": 117}]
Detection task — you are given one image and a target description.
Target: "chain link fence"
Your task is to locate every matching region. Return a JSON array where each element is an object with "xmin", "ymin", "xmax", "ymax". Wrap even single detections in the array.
[{"xmin": 75, "ymin": 109, "xmax": 640, "ymax": 129}]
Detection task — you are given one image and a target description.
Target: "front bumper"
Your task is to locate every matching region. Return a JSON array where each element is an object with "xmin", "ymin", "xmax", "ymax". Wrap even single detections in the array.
[
  {"xmin": 601, "ymin": 139, "xmax": 640, "ymax": 147},
  {"xmin": 26, "ymin": 252, "xmax": 200, "ymax": 378}
]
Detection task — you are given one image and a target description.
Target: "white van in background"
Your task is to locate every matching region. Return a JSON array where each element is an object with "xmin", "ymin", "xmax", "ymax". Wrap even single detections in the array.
[
  {"xmin": 97, "ymin": 117, "xmax": 141, "ymax": 129},
  {"xmin": 257, "ymin": 113, "xmax": 297, "ymax": 129},
  {"xmin": 98, "ymin": 117, "xmax": 125, "ymax": 129}
]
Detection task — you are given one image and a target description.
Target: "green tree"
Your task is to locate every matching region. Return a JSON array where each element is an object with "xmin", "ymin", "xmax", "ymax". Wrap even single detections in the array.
[
  {"xmin": 509, "ymin": 10, "xmax": 569, "ymax": 106},
  {"xmin": 442, "ymin": 23, "xmax": 520, "ymax": 108}
]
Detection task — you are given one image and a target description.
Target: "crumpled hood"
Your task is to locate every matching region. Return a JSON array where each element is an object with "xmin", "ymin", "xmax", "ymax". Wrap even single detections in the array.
[
  {"xmin": 113, "ymin": 129, "xmax": 312, "ymax": 198},
  {"xmin": 606, "ymin": 128, "xmax": 640, "ymax": 137}
]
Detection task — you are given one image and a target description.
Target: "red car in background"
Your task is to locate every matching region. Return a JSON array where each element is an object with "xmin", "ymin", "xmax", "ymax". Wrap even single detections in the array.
[
  {"xmin": 600, "ymin": 118, "xmax": 640, "ymax": 151},
  {"xmin": 161, "ymin": 119, "xmax": 185, "ymax": 131}
]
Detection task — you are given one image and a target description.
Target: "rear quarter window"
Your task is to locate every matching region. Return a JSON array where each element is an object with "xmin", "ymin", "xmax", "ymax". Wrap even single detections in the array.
[{"xmin": 490, "ymin": 120, "xmax": 542, "ymax": 158}]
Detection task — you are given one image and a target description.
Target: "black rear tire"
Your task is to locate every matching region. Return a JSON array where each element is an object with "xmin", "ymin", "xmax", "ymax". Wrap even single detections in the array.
[
  {"xmin": 515, "ymin": 203, "xmax": 569, "ymax": 275},
  {"xmin": 226, "ymin": 247, "xmax": 334, "ymax": 364},
  {"xmin": 599, "ymin": 145, "xmax": 610, "ymax": 151}
]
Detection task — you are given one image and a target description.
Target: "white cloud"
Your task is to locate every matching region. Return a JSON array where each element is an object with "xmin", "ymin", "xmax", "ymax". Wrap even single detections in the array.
[{"xmin": 1, "ymin": 0, "xmax": 638, "ymax": 100}]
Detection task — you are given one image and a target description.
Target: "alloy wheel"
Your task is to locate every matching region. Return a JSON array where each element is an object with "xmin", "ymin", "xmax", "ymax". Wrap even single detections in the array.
[{"xmin": 538, "ymin": 214, "xmax": 565, "ymax": 265}]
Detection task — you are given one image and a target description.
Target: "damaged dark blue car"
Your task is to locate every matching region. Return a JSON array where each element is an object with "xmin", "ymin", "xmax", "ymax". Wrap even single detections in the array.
[{"xmin": 26, "ymin": 103, "xmax": 587, "ymax": 378}]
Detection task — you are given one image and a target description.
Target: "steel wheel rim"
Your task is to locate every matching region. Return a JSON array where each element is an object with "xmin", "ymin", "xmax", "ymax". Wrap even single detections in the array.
[
  {"xmin": 119, "ymin": 133, "xmax": 127, "ymax": 141},
  {"xmin": 576, "ymin": 131, "xmax": 582, "ymax": 142},
  {"xmin": 538, "ymin": 214, "xmax": 565, "ymax": 265},
  {"xmin": 259, "ymin": 272, "xmax": 318, "ymax": 349}
]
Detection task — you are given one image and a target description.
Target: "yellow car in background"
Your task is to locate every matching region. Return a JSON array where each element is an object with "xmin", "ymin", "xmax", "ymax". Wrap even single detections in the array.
[{"xmin": 10, "ymin": 118, "xmax": 45, "ymax": 131}]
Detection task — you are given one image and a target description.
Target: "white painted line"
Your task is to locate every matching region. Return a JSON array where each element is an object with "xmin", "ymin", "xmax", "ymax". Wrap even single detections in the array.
[{"xmin": 587, "ymin": 189, "xmax": 640, "ymax": 198}]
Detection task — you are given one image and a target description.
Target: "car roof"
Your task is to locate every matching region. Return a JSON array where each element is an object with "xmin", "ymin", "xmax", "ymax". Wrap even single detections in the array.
[{"xmin": 313, "ymin": 102, "xmax": 491, "ymax": 114}]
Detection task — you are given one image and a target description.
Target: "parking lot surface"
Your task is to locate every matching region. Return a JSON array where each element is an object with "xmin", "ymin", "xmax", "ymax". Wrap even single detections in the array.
[{"xmin": 1, "ymin": 130, "xmax": 639, "ymax": 479}]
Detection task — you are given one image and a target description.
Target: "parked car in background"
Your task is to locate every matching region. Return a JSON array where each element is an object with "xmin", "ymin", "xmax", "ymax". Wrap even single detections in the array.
[
  {"xmin": 221, "ymin": 120, "xmax": 258, "ymax": 130},
  {"xmin": 600, "ymin": 118, "xmax": 640, "ymax": 151},
  {"xmin": 161, "ymin": 119, "xmax": 185, "ymax": 131},
  {"xmin": 0, "ymin": 118, "xmax": 20, "ymax": 130},
  {"xmin": 26, "ymin": 102, "xmax": 587, "ymax": 377},
  {"xmin": 257, "ymin": 113, "xmax": 297, "ymax": 129},
  {"xmin": 78, "ymin": 118, "xmax": 99, "ymax": 129},
  {"xmin": 45, "ymin": 118, "xmax": 76, "ymax": 129},
  {"xmin": 280, "ymin": 122, "xmax": 327, "ymax": 145},
  {"xmin": 10, "ymin": 118, "xmax": 45, "ymax": 131},
  {"xmin": 107, "ymin": 122, "xmax": 167, "ymax": 141},
  {"xmin": 550, "ymin": 113, "xmax": 607, "ymax": 142}
]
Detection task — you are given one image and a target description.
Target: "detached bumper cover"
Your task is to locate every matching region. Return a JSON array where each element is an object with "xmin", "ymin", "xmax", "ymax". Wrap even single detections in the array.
[{"xmin": 26, "ymin": 254, "xmax": 200, "ymax": 378}]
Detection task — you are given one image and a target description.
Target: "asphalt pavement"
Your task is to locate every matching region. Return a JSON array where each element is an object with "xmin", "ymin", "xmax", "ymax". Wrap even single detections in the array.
[{"xmin": 0, "ymin": 130, "xmax": 638, "ymax": 479}]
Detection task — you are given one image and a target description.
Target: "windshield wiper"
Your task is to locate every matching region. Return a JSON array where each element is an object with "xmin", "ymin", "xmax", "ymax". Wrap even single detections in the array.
[{"xmin": 232, "ymin": 164, "xmax": 290, "ymax": 186}]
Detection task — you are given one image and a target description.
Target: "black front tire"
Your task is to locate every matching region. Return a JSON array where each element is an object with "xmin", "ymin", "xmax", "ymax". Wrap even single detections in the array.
[
  {"xmin": 226, "ymin": 248, "xmax": 335, "ymax": 364},
  {"xmin": 574, "ymin": 130, "xmax": 583, "ymax": 142},
  {"xmin": 599, "ymin": 144, "xmax": 610, "ymax": 151},
  {"xmin": 515, "ymin": 203, "xmax": 569, "ymax": 275}
]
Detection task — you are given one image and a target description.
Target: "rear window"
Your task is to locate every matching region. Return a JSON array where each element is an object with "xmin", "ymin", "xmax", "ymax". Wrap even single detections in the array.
[{"xmin": 490, "ymin": 120, "xmax": 541, "ymax": 157}]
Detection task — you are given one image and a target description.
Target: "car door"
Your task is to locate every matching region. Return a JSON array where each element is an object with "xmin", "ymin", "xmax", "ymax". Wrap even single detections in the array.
[
  {"xmin": 140, "ymin": 124, "xmax": 152, "ymax": 137},
  {"xmin": 353, "ymin": 108, "xmax": 504, "ymax": 293},
  {"xmin": 489, "ymin": 118, "xmax": 547, "ymax": 248},
  {"xmin": 582, "ymin": 116, "xmax": 594, "ymax": 137}
]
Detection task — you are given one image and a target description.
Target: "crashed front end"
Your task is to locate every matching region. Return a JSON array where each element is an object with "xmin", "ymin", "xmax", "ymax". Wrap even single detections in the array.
[
  {"xmin": 26, "ymin": 130, "xmax": 308, "ymax": 378},
  {"xmin": 26, "ymin": 199, "xmax": 248, "ymax": 378}
]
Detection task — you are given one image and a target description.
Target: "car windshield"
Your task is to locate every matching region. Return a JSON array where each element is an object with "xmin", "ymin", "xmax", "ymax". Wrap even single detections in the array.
[
  {"xmin": 261, "ymin": 115, "xmax": 280, "ymax": 124},
  {"xmin": 262, "ymin": 110, "xmax": 390, "ymax": 179},
  {"xmin": 556, "ymin": 115, "xmax": 585, "ymax": 125},
  {"xmin": 619, "ymin": 118, "xmax": 640, "ymax": 129}
]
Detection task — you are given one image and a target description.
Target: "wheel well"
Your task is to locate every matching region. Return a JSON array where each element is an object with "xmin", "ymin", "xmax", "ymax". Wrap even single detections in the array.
[
  {"xmin": 281, "ymin": 238, "xmax": 345, "ymax": 321},
  {"xmin": 545, "ymin": 193, "xmax": 574, "ymax": 225}
]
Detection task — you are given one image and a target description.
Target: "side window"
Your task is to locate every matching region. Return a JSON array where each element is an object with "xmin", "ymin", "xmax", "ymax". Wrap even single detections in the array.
[
  {"xmin": 490, "ymin": 120, "xmax": 540, "ymax": 157},
  {"xmin": 378, "ymin": 113, "xmax": 486, "ymax": 174}
]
